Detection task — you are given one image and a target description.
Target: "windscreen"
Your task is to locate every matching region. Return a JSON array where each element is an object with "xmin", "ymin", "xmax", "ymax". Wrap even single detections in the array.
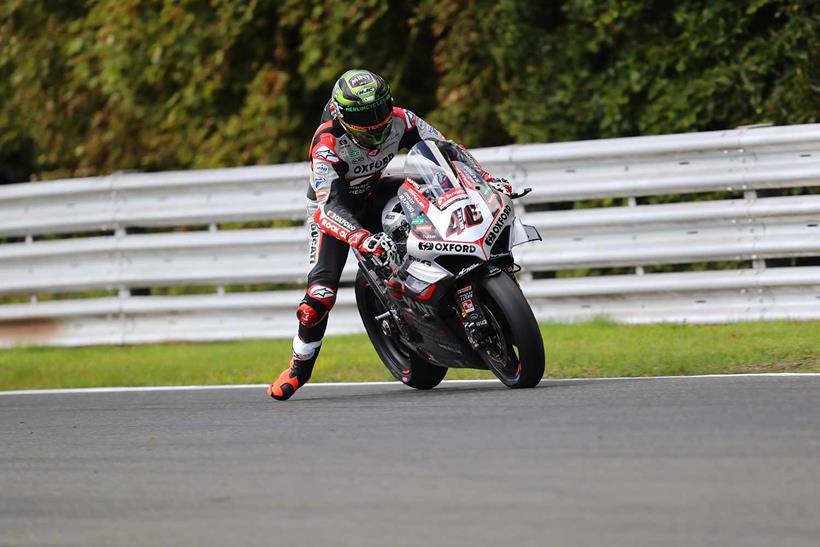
[{"xmin": 404, "ymin": 141, "xmax": 468, "ymax": 209}]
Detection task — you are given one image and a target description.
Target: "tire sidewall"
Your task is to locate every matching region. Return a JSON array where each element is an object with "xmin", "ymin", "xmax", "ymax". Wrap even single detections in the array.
[{"xmin": 478, "ymin": 272, "xmax": 546, "ymax": 388}]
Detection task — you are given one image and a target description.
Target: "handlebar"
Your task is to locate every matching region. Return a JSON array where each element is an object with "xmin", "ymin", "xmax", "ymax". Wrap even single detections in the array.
[
  {"xmin": 354, "ymin": 249, "xmax": 393, "ymax": 280},
  {"xmin": 509, "ymin": 187, "xmax": 532, "ymax": 200}
]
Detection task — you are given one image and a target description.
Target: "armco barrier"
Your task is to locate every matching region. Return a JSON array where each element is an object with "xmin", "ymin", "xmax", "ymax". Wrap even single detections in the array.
[{"xmin": 1, "ymin": 124, "xmax": 818, "ymax": 346}]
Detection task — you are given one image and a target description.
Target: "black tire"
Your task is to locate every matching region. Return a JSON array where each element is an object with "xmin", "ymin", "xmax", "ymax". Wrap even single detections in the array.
[
  {"xmin": 477, "ymin": 273, "xmax": 545, "ymax": 388},
  {"xmin": 355, "ymin": 270, "xmax": 447, "ymax": 390}
]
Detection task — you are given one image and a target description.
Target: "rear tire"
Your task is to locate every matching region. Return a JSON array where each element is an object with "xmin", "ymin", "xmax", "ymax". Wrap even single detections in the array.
[
  {"xmin": 355, "ymin": 270, "xmax": 447, "ymax": 390},
  {"xmin": 477, "ymin": 273, "xmax": 545, "ymax": 388}
]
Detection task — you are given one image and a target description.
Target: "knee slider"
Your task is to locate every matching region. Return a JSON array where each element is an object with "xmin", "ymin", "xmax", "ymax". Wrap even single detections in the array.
[{"xmin": 297, "ymin": 285, "xmax": 337, "ymax": 327}]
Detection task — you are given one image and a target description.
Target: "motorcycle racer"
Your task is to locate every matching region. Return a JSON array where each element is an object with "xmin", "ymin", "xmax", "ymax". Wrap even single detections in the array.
[{"xmin": 268, "ymin": 69, "xmax": 511, "ymax": 401}]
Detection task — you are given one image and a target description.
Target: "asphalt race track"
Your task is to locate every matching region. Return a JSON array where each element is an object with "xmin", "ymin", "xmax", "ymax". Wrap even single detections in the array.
[{"xmin": 2, "ymin": 375, "xmax": 819, "ymax": 547}]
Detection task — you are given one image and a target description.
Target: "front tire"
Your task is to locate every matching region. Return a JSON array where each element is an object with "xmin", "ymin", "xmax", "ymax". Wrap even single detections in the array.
[
  {"xmin": 477, "ymin": 273, "xmax": 545, "ymax": 388},
  {"xmin": 355, "ymin": 270, "xmax": 447, "ymax": 390}
]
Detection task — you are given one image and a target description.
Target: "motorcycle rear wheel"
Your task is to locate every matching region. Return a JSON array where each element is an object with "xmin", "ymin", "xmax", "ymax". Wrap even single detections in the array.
[
  {"xmin": 354, "ymin": 270, "xmax": 447, "ymax": 390},
  {"xmin": 477, "ymin": 273, "xmax": 545, "ymax": 388}
]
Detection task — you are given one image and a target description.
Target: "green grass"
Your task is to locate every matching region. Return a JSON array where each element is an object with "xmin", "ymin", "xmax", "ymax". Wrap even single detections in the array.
[{"xmin": 1, "ymin": 320, "xmax": 818, "ymax": 391}]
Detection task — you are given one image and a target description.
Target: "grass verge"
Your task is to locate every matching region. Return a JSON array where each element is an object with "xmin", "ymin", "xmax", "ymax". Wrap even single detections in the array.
[{"xmin": 1, "ymin": 320, "xmax": 818, "ymax": 391}]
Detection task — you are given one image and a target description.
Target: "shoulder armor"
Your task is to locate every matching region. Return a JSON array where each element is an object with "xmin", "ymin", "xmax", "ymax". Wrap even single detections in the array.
[{"xmin": 393, "ymin": 107, "xmax": 417, "ymax": 132}]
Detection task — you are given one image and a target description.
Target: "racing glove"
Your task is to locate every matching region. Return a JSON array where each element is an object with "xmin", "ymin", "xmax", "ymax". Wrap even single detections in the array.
[{"xmin": 348, "ymin": 230, "xmax": 395, "ymax": 258}]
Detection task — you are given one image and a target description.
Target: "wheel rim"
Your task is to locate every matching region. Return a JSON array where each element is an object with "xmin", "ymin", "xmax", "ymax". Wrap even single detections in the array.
[
  {"xmin": 363, "ymin": 282, "xmax": 413, "ymax": 378},
  {"xmin": 479, "ymin": 303, "xmax": 521, "ymax": 383}
]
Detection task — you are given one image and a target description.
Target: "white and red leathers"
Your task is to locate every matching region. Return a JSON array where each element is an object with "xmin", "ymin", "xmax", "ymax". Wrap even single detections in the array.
[{"xmin": 292, "ymin": 105, "xmax": 445, "ymax": 365}]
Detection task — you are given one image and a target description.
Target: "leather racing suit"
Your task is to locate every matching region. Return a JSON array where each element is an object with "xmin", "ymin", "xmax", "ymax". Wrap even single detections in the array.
[{"xmin": 292, "ymin": 105, "xmax": 446, "ymax": 366}]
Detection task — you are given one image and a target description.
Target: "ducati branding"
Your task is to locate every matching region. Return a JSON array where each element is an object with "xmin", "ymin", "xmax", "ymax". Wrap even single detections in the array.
[
  {"xmin": 485, "ymin": 205, "xmax": 512, "ymax": 246},
  {"xmin": 418, "ymin": 242, "xmax": 477, "ymax": 254},
  {"xmin": 308, "ymin": 221, "xmax": 320, "ymax": 265}
]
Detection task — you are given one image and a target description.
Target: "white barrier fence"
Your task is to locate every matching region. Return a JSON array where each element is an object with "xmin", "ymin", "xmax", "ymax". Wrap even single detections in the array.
[{"xmin": 1, "ymin": 124, "xmax": 818, "ymax": 347}]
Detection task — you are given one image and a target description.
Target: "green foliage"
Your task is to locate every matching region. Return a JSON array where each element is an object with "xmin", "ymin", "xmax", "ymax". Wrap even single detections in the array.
[
  {"xmin": 493, "ymin": 0, "xmax": 820, "ymax": 141},
  {"xmin": 1, "ymin": 0, "xmax": 818, "ymax": 180}
]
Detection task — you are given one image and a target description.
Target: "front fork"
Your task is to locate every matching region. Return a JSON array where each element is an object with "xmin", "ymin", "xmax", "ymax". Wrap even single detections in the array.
[
  {"xmin": 454, "ymin": 281, "xmax": 497, "ymax": 351},
  {"xmin": 355, "ymin": 249, "xmax": 418, "ymax": 342}
]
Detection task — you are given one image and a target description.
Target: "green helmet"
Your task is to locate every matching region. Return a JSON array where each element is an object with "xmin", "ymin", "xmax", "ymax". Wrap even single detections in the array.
[{"xmin": 331, "ymin": 69, "xmax": 394, "ymax": 149}]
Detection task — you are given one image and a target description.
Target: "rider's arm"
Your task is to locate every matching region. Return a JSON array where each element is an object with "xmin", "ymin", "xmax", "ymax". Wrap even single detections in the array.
[
  {"xmin": 309, "ymin": 133, "xmax": 372, "ymax": 247},
  {"xmin": 396, "ymin": 108, "xmax": 445, "ymax": 150},
  {"xmin": 394, "ymin": 108, "xmax": 499, "ymax": 183},
  {"xmin": 437, "ymin": 139, "xmax": 512, "ymax": 194}
]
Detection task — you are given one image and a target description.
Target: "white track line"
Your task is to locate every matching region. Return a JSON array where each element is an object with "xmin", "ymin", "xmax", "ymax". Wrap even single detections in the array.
[{"xmin": 1, "ymin": 373, "xmax": 819, "ymax": 396}]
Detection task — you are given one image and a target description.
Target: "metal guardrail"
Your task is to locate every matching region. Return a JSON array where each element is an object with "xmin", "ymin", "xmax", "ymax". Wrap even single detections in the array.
[
  {"xmin": 1, "ymin": 124, "xmax": 818, "ymax": 347},
  {"xmin": 0, "ymin": 165, "xmax": 309, "ymax": 237}
]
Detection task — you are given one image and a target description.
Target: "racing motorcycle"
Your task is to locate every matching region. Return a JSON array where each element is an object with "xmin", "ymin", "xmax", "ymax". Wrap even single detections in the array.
[{"xmin": 353, "ymin": 139, "xmax": 545, "ymax": 390}]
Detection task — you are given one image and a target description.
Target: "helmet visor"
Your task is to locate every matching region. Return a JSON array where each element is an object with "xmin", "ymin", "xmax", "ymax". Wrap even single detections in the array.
[{"xmin": 338, "ymin": 95, "xmax": 393, "ymax": 146}]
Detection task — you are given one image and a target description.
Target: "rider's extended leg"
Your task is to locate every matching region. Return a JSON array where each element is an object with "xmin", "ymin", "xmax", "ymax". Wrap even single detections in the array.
[{"xmin": 268, "ymin": 222, "xmax": 349, "ymax": 401}]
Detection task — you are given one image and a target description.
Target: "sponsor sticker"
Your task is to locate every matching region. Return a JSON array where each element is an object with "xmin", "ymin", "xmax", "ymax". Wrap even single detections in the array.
[
  {"xmin": 485, "ymin": 204, "xmax": 512, "ymax": 246},
  {"xmin": 327, "ymin": 210, "xmax": 356, "ymax": 231},
  {"xmin": 403, "ymin": 186, "xmax": 429, "ymax": 211},
  {"xmin": 457, "ymin": 262, "xmax": 481, "ymax": 277},
  {"xmin": 418, "ymin": 241, "xmax": 477, "ymax": 254},
  {"xmin": 356, "ymin": 86, "xmax": 375, "ymax": 96},
  {"xmin": 436, "ymin": 187, "xmax": 468, "ymax": 209},
  {"xmin": 349, "ymin": 73, "xmax": 374, "ymax": 87},
  {"xmin": 319, "ymin": 217, "xmax": 350, "ymax": 239},
  {"xmin": 399, "ymin": 193, "xmax": 418, "ymax": 215},
  {"xmin": 344, "ymin": 94, "xmax": 388, "ymax": 111},
  {"xmin": 314, "ymin": 162, "xmax": 331, "ymax": 175},
  {"xmin": 313, "ymin": 175, "xmax": 327, "ymax": 187},
  {"xmin": 457, "ymin": 285, "xmax": 475, "ymax": 316},
  {"xmin": 353, "ymin": 153, "xmax": 394, "ymax": 174},
  {"xmin": 415, "ymin": 227, "xmax": 439, "ymax": 239}
]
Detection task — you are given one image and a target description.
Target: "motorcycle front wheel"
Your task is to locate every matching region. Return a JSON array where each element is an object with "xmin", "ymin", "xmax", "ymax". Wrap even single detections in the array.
[
  {"xmin": 354, "ymin": 270, "xmax": 447, "ymax": 390},
  {"xmin": 477, "ymin": 272, "xmax": 545, "ymax": 388}
]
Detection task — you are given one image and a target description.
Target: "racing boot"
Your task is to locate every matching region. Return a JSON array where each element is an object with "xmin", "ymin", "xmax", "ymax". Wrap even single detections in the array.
[{"xmin": 268, "ymin": 337, "xmax": 321, "ymax": 401}]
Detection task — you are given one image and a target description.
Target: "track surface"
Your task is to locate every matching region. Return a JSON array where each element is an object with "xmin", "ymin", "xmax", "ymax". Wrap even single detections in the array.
[{"xmin": 2, "ymin": 376, "xmax": 820, "ymax": 547}]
